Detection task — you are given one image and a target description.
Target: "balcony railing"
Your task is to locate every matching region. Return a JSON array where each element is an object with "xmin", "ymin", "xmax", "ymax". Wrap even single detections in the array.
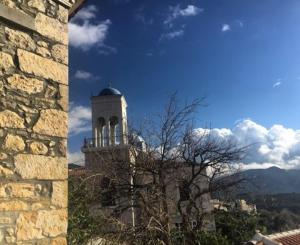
[{"xmin": 82, "ymin": 136, "xmax": 123, "ymax": 149}]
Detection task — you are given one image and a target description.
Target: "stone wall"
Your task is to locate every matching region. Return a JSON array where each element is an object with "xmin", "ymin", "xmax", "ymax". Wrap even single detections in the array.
[{"xmin": 0, "ymin": 0, "xmax": 78, "ymax": 244}]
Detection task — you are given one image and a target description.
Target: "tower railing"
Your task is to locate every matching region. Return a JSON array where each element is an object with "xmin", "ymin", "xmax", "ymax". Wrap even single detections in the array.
[{"xmin": 82, "ymin": 136, "xmax": 124, "ymax": 148}]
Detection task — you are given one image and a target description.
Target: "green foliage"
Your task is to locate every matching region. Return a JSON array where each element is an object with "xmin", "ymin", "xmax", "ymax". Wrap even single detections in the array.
[
  {"xmin": 68, "ymin": 176, "xmax": 105, "ymax": 245},
  {"xmin": 239, "ymin": 193, "xmax": 300, "ymax": 215},
  {"xmin": 215, "ymin": 210, "xmax": 260, "ymax": 244},
  {"xmin": 171, "ymin": 230, "xmax": 230, "ymax": 245},
  {"xmin": 195, "ymin": 232, "xmax": 231, "ymax": 245},
  {"xmin": 170, "ymin": 210, "xmax": 260, "ymax": 245},
  {"xmin": 238, "ymin": 193, "xmax": 300, "ymax": 233},
  {"xmin": 68, "ymin": 175, "xmax": 262, "ymax": 245},
  {"xmin": 258, "ymin": 209, "xmax": 300, "ymax": 233}
]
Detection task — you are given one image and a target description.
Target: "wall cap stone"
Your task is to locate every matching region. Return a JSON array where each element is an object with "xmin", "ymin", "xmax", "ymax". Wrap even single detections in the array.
[{"xmin": 0, "ymin": 3, "xmax": 36, "ymax": 31}]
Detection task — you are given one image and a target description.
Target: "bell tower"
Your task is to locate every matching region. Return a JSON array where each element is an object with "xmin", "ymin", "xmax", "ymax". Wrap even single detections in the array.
[
  {"xmin": 91, "ymin": 86, "xmax": 128, "ymax": 147},
  {"xmin": 82, "ymin": 86, "xmax": 129, "ymax": 169}
]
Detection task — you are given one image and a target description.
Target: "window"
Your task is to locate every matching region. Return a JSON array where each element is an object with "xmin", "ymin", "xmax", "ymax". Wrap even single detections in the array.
[
  {"xmin": 100, "ymin": 177, "xmax": 116, "ymax": 207},
  {"xmin": 175, "ymin": 223, "xmax": 182, "ymax": 231},
  {"xmin": 179, "ymin": 180, "xmax": 190, "ymax": 201},
  {"xmin": 191, "ymin": 220, "xmax": 197, "ymax": 229}
]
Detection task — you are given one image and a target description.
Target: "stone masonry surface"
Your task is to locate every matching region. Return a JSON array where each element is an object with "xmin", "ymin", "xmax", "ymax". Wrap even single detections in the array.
[{"xmin": 0, "ymin": 0, "xmax": 75, "ymax": 244}]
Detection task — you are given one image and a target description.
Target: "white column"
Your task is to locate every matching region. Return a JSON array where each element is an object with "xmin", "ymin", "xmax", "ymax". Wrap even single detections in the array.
[
  {"xmin": 106, "ymin": 119, "xmax": 111, "ymax": 146},
  {"xmin": 94, "ymin": 127, "xmax": 98, "ymax": 147}
]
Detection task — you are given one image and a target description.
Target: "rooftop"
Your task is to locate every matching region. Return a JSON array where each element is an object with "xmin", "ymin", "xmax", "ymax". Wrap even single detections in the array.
[
  {"xmin": 98, "ymin": 87, "xmax": 122, "ymax": 96},
  {"xmin": 249, "ymin": 229, "xmax": 300, "ymax": 245}
]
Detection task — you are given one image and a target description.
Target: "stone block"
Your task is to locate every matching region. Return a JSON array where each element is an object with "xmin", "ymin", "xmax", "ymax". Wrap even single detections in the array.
[
  {"xmin": 14, "ymin": 154, "xmax": 67, "ymax": 180},
  {"xmin": 5, "ymin": 27, "xmax": 36, "ymax": 51},
  {"xmin": 29, "ymin": 142, "xmax": 48, "ymax": 155},
  {"xmin": 18, "ymin": 49, "xmax": 68, "ymax": 85},
  {"xmin": 51, "ymin": 181, "xmax": 67, "ymax": 208},
  {"xmin": 0, "ymin": 153, "xmax": 8, "ymax": 160},
  {"xmin": 5, "ymin": 235, "xmax": 16, "ymax": 243},
  {"xmin": 16, "ymin": 209, "xmax": 67, "ymax": 241},
  {"xmin": 35, "ymin": 13, "xmax": 67, "ymax": 45},
  {"xmin": 0, "ymin": 165, "xmax": 13, "ymax": 177},
  {"xmin": 36, "ymin": 46, "xmax": 51, "ymax": 58},
  {"xmin": 57, "ymin": 5, "xmax": 68, "ymax": 24},
  {"xmin": 51, "ymin": 237, "xmax": 67, "ymax": 245},
  {"xmin": 37, "ymin": 41, "xmax": 48, "ymax": 48},
  {"xmin": 0, "ymin": 52, "xmax": 14, "ymax": 76},
  {"xmin": 51, "ymin": 44, "xmax": 68, "ymax": 65},
  {"xmin": 27, "ymin": 0, "xmax": 46, "ymax": 13},
  {"xmin": 0, "ymin": 110, "xmax": 25, "ymax": 129},
  {"xmin": 0, "ymin": 200, "xmax": 28, "ymax": 211},
  {"xmin": 33, "ymin": 109, "xmax": 67, "ymax": 138},
  {"xmin": 3, "ymin": 134, "xmax": 25, "ymax": 153},
  {"xmin": 58, "ymin": 139, "xmax": 67, "ymax": 156},
  {"xmin": 0, "ymin": 3, "xmax": 36, "ymax": 31},
  {"xmin": 16, "ymin": 212, "xmax": 43, "ymax": 241},
  {"xmin": 58, "ymin": 85, "xmax": 68, "ymax": 111},
  {"xmin": 0, "ymin": 217, "xmax": 12, "ymax": 224},
  {"xmin": 7, "ymin": 74, "xmax": 44, "ymax": 95},
  {"xmin": 0, "ymin": 182, "xmax": 42, "ymax": 199}
]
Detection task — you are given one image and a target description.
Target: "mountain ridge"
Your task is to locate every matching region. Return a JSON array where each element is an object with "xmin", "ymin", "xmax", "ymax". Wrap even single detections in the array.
[{"xmin": 238, "ymin": 167, "xmax": 300, "ymax": 194}]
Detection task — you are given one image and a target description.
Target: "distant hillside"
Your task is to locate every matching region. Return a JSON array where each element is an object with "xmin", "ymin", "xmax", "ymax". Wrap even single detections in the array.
[
  {"xmin": 238, "ymin": 167, "xmax": 300, "ymax": 194},
  {"xmin": 238, "ymin": 192, "xmax": 300, "ymax": 215}
]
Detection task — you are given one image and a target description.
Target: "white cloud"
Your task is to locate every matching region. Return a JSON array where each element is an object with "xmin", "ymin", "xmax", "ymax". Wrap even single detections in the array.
[
  {"xmin": 74, "ymin": 70, "xmax": 93, "ymax": 80},
  {"xmin": 179, "ymin": 5, "xmax": 202, "ymax": 17},
  {"xmin": 221, "ymin": 21, "xmax": 244, "ymax": 33},
  {"xmin": 164, "ymin": 4, "xmax": 203, "ymax": 27},
  {"xmin": 74, "ymin": 70, "xmax": 100, "ymax": 80},
  {"xmin": 69, "ymin": 104, "xmax": 91, "ymax": 136},
  {"xmin": 273, "ymin": 81, "xmax": 282, "ymax": 88},
  {"xmin": 237, "ymin": 162, "xmax": 281, "ymax": 170},
  {"xmin": 69, "ymin": 5, "xmax": 112, "ymax": 51},
  {"xmin": 69, "ymin": 20, "xmax": 111, "ymax": 50},
  {"xmin": 72, "ymin": 5, "xmax": 98, "ymax": 21},
  {"xmin": 160, "ymin": 29, "xmax": 184, "ymax": 40},
  {"xmin": 194, "ymin": 119, "xmax": 300, "ymax": 170},
  {"xmin": 221, "ymin": 24, "xmax": 231, "ymax": 32},
  {"xmin": 68, "ymin": 151, "xmax": 85, "ymax": 165}
]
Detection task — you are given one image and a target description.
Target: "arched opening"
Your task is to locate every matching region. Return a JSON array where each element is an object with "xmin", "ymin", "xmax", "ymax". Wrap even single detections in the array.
[
  {"xmin": 109, "ymin": 116, "xmax": 119, "ymax": 145},
  {"xmin": 96, "ymin": 117, "xmax": 106, "ymax": 147}
]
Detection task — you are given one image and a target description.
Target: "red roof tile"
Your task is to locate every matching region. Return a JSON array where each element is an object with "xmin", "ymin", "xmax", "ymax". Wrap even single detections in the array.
[{"xmin": 274, "ymin": 232, "xmax": 300, "ymax": 245}]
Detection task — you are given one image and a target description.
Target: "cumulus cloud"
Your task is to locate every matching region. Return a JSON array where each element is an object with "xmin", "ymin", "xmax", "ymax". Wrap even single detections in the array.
[
  {"xmin": 194, "ymin": 119, "xmax": 300, "ymax": 170},
  {"xmin": 69, "ymin": 104, "xmax": 91, "ymax": 136},
  {"xmin": 160, "ymin": 29, "xmax": 184, "ymax": 40},
  {"xmin": 164, "ymin": 4, "xmax": 203, "ymax": 27},
  {"xmin": 72, "ymin": 5, "xmax": 98, "ymax": 21},
  {"xmin": 221, "ymin": 24, "xmax": 231, "ymax": 32},
  {"xmin": 69, "ymin": 5, "xmax": 112, "ymax": 52},
  {"xmin": 68, "ymin": 151, "xmax": 85, "ymax": 165}
]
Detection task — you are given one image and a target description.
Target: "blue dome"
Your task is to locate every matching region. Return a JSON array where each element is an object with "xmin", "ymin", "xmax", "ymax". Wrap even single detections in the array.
[{"xmin": 98, "ymin": 87, "xmax": 122, "ymax": 96}]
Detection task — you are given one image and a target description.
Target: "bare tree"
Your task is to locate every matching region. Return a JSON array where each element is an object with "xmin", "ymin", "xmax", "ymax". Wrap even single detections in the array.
[{"xmin": 69, "ymin": 94, "xmax": 247, "ymax": 245}]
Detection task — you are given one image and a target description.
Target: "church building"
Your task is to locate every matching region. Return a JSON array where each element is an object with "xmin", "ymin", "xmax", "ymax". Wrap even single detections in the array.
[{"xmin": 81, "ymin": 86, "xmax": 215, "ymax": 232}]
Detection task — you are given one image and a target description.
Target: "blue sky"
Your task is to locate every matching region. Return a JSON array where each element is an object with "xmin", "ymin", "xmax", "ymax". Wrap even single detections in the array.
[{"xmin": 68, "ymin": 0, "xmax": 300, "ymax": 169}]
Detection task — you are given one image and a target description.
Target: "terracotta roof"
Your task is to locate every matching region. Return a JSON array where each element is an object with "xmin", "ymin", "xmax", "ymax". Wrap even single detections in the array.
[
  {"xmin": 250, "ymin": 229, "xmax": 300, "ymax": 245},
  {"xmin": 269, "ymin": 230, "xmax": 300, "ymax": 245}
]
